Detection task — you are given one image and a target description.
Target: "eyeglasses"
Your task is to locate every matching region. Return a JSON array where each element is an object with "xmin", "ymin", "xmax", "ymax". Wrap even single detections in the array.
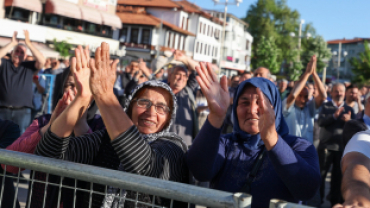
[{"xmin": 133, "ymin": 98, "xmax": 170, "ymax": 115}]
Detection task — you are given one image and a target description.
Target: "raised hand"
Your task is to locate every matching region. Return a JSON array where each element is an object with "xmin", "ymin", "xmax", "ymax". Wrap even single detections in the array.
[
  {"xmin": 334, "ymin": 107, "xmax": 345, "ymax": 119},
  {"xmin": 305, "ymin": 55, "xmax": 317, "ymax": 75},
  {"xmin": 71, "ymin": 45, "xmax": 92, "ymax": 99},
  {"xmin": 174, "ymin": 50, "xmax": 188, "ymax": 64},
  {"xmin": 195, "ymin": 62, "xmax": 229, "ymax": 128},
  {"xmin": 341, "ymin": 111, "xmax": 352, "ymax": 122},
  {"xmin": 256, "ymin": 88, "xmax": 278, "ymax": 150},
  {"xmin": 89, "ymin": 42, "xmax": 119, "ymax": 97},
  {"xmin": 11, "ymin": 31, "xmax": 18, "ymax": 46},
  {"xmin": 23, "ymin": 30, "xmax": 31, "ymax": 46}
]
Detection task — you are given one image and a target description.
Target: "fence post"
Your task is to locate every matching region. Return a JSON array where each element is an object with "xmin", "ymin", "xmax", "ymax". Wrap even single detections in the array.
[{"xmin": 233, "ymin": 192, "xmax": 252, "ymax": 208}]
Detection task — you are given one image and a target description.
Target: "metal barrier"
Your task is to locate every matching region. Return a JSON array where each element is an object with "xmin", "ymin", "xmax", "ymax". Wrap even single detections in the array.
[
  {"xmin": 42, "ymin": 74, "xmax": 56, "ymax": 114},
  {"xmin": 0, "ymin": 149, "xmax": 252, "ymax": 208}
]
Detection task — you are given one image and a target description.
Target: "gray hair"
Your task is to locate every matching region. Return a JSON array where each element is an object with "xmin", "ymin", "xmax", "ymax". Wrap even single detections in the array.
[
  {"xmin": 13, "ymin": 43, "xmax": 28, "ymax": 51},
  {"xmin": 331, "ymin": 82, "xmax": 345, "ymax": 92}
]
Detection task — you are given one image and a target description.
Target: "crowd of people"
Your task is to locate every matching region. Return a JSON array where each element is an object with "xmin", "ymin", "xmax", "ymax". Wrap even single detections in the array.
[{"xmin": 0, "ymin": 30, "xmax": 369, "ymax": 208}]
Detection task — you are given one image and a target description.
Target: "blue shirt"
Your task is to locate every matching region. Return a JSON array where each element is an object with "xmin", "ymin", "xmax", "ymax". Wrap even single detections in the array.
[
  {"xmin": 282, "ymin": 99, "xmax": 317, "ymax": 143},
  {"xmin": 363, "ymin": 114, "xmax": 370, "ymax": 130}
]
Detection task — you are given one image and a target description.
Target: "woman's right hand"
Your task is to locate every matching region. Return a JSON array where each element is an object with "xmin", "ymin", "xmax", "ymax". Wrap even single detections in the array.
[
  {"xmin": 195, "ymin": 62, "xmax": 229, "ymax": 128},
  {"xmin": 71, "ymin": 46, "xmax": 92, "ymax": 99}
]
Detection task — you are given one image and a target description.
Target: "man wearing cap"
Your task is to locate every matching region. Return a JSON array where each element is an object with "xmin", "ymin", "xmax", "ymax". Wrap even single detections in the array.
[
  {"xmin": 0, "ymin": 31, "xmax": 45, "ymax": 133},
  {"xmin": 151, "ymin": 56, "xmax": 172, "ymax": 81},
  {"xmin": 167, "ymin": 51, "xmax": 199, "ymax": 146}
]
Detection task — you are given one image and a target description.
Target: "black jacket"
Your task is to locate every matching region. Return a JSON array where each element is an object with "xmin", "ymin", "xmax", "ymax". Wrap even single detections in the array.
[
  {"xmin": 318, "ymin": 102, "xmax": 355, "ymax": 151},
  {"xmin": 343, "ymin": 118, "xmax": 368, "ymax": 147}
]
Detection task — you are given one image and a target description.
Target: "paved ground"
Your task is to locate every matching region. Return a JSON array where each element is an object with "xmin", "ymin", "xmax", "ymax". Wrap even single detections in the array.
[{"xmin": 15, "ymin": 170, "xmax": 333, "ymax": 208}]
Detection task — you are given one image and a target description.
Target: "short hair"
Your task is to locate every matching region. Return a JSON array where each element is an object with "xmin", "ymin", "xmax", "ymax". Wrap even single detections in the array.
[
  {"xmin": 241, "ymin": 71, "xmax": 252, "ymax": 76},
  {"xmin": 231, "ymin": 75, "xmax": 240, "ymax": 81},
  {"xmin": 331, "ymin": 82, "xmax": 345, "ymax": 92},
  {"xmin": 13, "ymin": 43, "xmax": 28, "ymax": 52},
  {"xmin": 346, "ymin": 84, "xmax": 358, "ymax": 91},
  {"xmin": 254, "ymin": 67, "xmax": 271, "ymax": 78},
  {"xmin": 280, "ymin": 79, "xmax": 288, "ymax": 83}
]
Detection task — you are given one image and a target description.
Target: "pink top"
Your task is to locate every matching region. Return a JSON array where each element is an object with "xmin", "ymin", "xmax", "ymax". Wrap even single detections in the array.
[{"xmin": 3, "ymin": 119, "xmax": 93, "ymax": 174}]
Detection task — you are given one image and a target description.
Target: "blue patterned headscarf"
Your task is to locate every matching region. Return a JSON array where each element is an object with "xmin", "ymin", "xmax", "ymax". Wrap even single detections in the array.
[{"xmin": 228, "ymin": 77, "xmax": 289, "ymax": 150}]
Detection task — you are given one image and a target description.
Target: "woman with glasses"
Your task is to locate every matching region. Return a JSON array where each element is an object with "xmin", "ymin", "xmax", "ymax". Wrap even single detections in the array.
[{"xmin": 35, "ymin": 42, "xmax": 188, "ymax": 208}]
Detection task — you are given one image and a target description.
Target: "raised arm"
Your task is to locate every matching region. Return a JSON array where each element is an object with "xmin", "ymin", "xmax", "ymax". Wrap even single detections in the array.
[
  {"xmin": 50, "ymin": 46, "xmax": 92, "ymax": 137},
  {"xmin": 24, "ymin": 30, "xmax": 45, "ymax": 71},
  {"xmin": 0, "ymin": 31, "xmax": 18, "ymax": 66},
  {"xmin": 311, "ymin": 60, "xmax": 327, "ymax": 108},
  {"xmin": 285, "ymin": 56, "xmax": 316, "ymax": 109}
]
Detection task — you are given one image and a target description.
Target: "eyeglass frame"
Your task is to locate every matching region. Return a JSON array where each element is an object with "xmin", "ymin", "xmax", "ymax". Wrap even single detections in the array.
[{"xmin": 132, "ymin": 98, "xmax": 171, "ymax": 115}]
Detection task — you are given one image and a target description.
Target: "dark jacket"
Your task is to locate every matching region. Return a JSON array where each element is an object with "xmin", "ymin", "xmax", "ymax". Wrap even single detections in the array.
[
  {"xmin": 318, "ymin": 102, "xmax": 356, "ymax": 151},
  {"xmin": 343, "ymin": 118, "xmax": 368, "ymax": 147}
]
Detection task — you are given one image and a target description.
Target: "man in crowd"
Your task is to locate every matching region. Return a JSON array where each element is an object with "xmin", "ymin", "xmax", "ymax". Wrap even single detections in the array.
[
  {"xmin": 282, "ymin": 55, "xmax": 327, "ymax": 144},
  {"xmin": 0, "ymin": 31, "xmax": 45, "ymax": 133},
  {"xmin": 229, "ymin": 75, "xmax": 240, "ymax": 89},
  {"xmin": 253, "ymin": 66, "xmax": 271, "ymax": 79},
  {"xmin": 168, "ymin": 51, "xmax": 199, "ymax": 147},
  {"xmin": 317, "ymin": 82, "xmax": 355, "ymax": 206},
  {"xmin": 345, "ymin": 84, "xmax": 363, "ymax": 115},
  {"xmin": 239, "ymin": 71, "xmax": 252, "ymax": 83},
  {"xmin": 44, "ymin": 58, "xmax": 64, "ymax": 75},
  {"xmin": 278, "ymin": 79, "xmax": 289, "ymax": 100}
]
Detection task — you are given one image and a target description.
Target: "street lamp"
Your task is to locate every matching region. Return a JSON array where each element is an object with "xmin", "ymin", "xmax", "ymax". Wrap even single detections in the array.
[
  {"xmin": 213, "ymin": 0, "xmax": 243, "ymax": 74},
  {"xmin": 331, "ymin": 44, "xmax": 347, "ymax": 80},
  {"xmin": 289, "ymin": 19, "xmax": 311, "ymax": 61}
]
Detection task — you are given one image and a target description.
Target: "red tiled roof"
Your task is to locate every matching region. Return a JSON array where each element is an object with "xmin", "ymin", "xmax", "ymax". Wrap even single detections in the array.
[
  {"xmin": 117, "ymin": 0, "xmax": 180, "ymax": 8},
  {"xmin": 327, "ymin": 38, "xmax": 370, "ymax": 44},
  {"xmin": 116, "ymin": 12, "xmax": 195, "ymax": 36}
]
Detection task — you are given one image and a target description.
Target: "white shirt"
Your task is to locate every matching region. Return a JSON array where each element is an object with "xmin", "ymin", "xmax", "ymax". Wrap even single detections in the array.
[{"xmin": 343, "ymin": 130, "xmax": 370, "ymax": 159}]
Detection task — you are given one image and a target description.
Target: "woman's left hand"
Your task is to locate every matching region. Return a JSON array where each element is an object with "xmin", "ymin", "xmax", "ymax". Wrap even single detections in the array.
[
  {"xmin": 89, "ymin": 42, "xmax": 119, "ymax": 98},
  {"xmin": 256, "ymin": 88, "xmax": 278, "ymax": 150},
  {"xmin": 71, "ymin": 45, "xmax": 92, "ymax": 99}
]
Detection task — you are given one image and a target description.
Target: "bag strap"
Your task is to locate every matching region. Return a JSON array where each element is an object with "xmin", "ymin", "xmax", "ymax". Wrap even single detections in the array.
[{"xmin": 240, "ymin": 147, "xmax": 267, "ymax": 194}]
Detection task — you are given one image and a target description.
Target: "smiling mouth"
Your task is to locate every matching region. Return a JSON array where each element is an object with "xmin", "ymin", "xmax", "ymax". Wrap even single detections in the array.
[
  {"xmin": 247, "ymin": 119, "xmax": 259, "ymax": 121},
  {"xmin": 143, "ymin": 120, "xmax": 156, "ymax": 126}
]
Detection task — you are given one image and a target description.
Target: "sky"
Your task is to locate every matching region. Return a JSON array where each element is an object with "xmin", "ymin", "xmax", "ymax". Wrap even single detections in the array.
[{"xmin": 193, "ymin": 0, "xmax": 370, "ymax": 41}]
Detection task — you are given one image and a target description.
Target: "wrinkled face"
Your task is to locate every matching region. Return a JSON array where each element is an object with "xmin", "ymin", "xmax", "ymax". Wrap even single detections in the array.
[
  {"xmin": 237, "ymin": 85, "xmax": 267, "ymax": 135},
  {"xmin": 239, "ymin": 74, "xmax": 252, "ymax": 84},
  {"xmin": 253, "ymin": 68, "xmax": 270, "ymax": 78},
  {"xmin": 331, "ymin": 85, "xmax": 345, "ymax": 102},
  {"xmin": 346, "ymin": 88, "xmax": 359, "ymax": 102},
  {"xmin": 295, "ymin": 88, "xmax": 309, "ymax": 108},
  {"xmin": 63, "ymin": 75, "xmax": 76, "ymax": 96},
  {"xmin": 131, "ymin": 88, "xmax": 171, "ymax": 134},
  {"xmin": 11, "ymin": 45, "xmax": 27, "ymax": 65},
  {"xmin": 169, "ymin": 68, "xmax": 188, "ymax": 92}
]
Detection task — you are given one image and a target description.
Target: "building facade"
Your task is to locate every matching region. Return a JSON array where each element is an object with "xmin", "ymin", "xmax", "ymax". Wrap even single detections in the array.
[
  {"xmin": 327, "ymin": 38, "xmax": 370, "ymax": 80},
  {"xmin": 0, "ymin": 0, "xmax": 124, "ymax": 57},
  {"xmin": 207, "ymin": 10, "xmax": 253, "ymax": 77}
]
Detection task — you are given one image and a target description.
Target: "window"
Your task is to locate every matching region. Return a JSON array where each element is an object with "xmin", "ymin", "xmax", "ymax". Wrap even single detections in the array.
[
  {"xmin": 167, "ymin": 32, "xmax": 172, "ymax": 47},
  {"xmin": 245, "ymin": 55, "xmax": 249, "ymax": 62},
  {"xmin": 130, "ymin": 28, "xmax": 139, "ymax": 44},
  {"xmin": 203, "ymin": 24, "xmax": 206, "ymax": 35},
  {"xmin": 211, "ymin": 27, "xmax": 213, "ymax": 37},
  {"xmin": 178, "ymin": 35, "xmax": 181, "ymax": 49},
  {"xmin": 141, "ymin": 29, "xmax": 151, "ymax": 44},
  {"xmin": 199, "ymin": 22, "xmax": 202, "ymax": 33},
  {"xmin": 186, "ymin": 18, "xmax": 189, "ymax": 30},
  {"xmin": 215, "ymin": 48, "xmax": 218, "ymax": 57},
  {"xmin": 43, "ymin": 14, "xmax": 60, "ymax": 27},
  {"xmin": 205, "ymin": 44, "xmax": 207, "ymax": 55},
  {"xmin": 181, "ymin": 17, "xmax": 185, "ymax": 29},
  {"xmin": 183, "ymin": 37, "xmax": 186, "ymax": 51},
  {"xmin": 172, "ymin": 33, "xmax": 176, "ymax": 48},
  {"xmin": 200, "ymin": 43, "xmax": 203, "ymax": 54},
  {"xmin": 119, "ymin": 27, "xmax": 128, "ymax": 42},
  {"xmin": 196, "ymin": 42, "xmax": 199, "ymax": 53},
  {"xmin": 212, "ymin": 46, "xmax": 215, "ymax": 57},
  {"xmin": 246, "ymin": 40, "xmax": 250, "ymax": 50},
  {"xmin": 208, "ymin": 25, "xmax": 211, "ymax": 36},
  {"xmin": 5, "ymin": 7, "xmax": 30, "ymax": 23},
  {"xmin": 86, "ymin": 22, "xmax": 97, "ymax": 34},
  {"xmin": 208, "ymin": 45, "xmax": 211, "ymax": 56}
]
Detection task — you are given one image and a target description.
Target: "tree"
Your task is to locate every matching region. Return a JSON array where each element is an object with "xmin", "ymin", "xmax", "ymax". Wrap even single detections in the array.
[
  {"xmin": 350, "ymin": 41, "xmax": 370, "ymax": 84},
  {"xmin": 301, "ymin": 36, "xmax": 332, "ymax": 73},
  {"xmin": 254, "ymin": 36, "xmax": 280, "ymax": 74},
  {"xmin": 53, "ymin": 39, "xmax": 72, "ymax": 58}
]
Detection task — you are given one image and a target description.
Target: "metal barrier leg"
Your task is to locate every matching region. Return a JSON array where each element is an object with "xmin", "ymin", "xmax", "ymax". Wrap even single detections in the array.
[
  {"xmin": 42, "ymin": 173, "xmax": 49, "ymax": 208},
  {"xmin": 13, "ymin": 168, "xmax": 21, "ymax": 208},
  {"xmin": 0, "ymin": 165, "xmax": 6, "ymax": 208},
  {"xmin": 27, "ymin": 170, "xmax": 35, "ymax": 208},
  {"xmin": 233, "ymin": 193, "xmax": 252, "ymax": 208}
]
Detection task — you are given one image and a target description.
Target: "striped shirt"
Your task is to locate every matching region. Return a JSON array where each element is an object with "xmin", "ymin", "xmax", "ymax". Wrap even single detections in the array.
[{"xmin": 35, "ymin": 125, "xmax": 188, "ymax": 208}]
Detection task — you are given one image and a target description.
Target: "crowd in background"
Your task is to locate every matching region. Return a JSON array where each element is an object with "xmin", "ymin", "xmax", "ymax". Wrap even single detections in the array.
[{"xmin": 0, "ymin": 31, "xmax": 370, "ymax": 208}]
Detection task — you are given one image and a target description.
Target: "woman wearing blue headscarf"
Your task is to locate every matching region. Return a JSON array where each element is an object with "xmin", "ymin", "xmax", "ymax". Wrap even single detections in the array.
[{"xmin": 186, "ymin": 63, "xmax": 320, "ymax": 207}]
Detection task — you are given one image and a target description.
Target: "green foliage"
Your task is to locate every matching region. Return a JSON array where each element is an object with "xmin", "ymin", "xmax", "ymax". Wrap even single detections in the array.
[
  {"xmin": 301, "ymin": 36, "xmax": 332, "ymax": 73},
  {"xmin": 254, "ymin": 36, "xmax": 281, "ymax": 74},
  {"xmin": 350, "ymin": 41, "xmax": 370, "ymax": 84},
  {"xmin": 53, "ymin": 39, "xmax": 72, "ymax": 58}
]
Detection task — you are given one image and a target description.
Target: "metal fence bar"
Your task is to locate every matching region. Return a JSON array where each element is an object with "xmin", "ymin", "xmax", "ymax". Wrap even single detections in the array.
[
  {"xmin": 13, "ymin": 168, "xmax": 21, "ymax": 208},
  {"xmin": 0, "ymin": 149, "xmax": 247, "ymax": 208},
  {"xmin": 269, "ymin": 199, "xmax": 314, "ymax": 208},
  {"xmin": 27, "ymin": 170, "xmax": 36, "ymax": 208},
  {"xmin": 0, "ymin": 165, "xmax": 6, "ymax": 208}
]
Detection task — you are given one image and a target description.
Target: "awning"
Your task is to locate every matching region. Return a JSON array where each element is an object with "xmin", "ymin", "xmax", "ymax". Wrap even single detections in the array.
[
  {"xmin": 0, "ymin": 37, "xmax": 59, "ymax": 58},
  {"xmin": 4, "ymin": 0, "xmax": 42, "ymax": 13},
  {"xmin": 79, "ymin": 6, "xmax": 102, "ymax": 25},
  {"xmin": 100, "ymin": 12, "xmax": 122, "ymax": 29},
  {"xmin": 45, "ymin": 0, "xmax": 81, "ymax": 20}
]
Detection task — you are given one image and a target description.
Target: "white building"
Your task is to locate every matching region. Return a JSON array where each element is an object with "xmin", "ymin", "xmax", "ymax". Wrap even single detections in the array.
[
  {"xmin": 0, "ymin": 0, "xmax": 124, "ymax": 57},
  {"xmin": 116, "ymin": 0, "xmax": 223, "ymax": 63},
  {"xmin": 207, "ymin": 11, "xmax": 253, "ymax": 76}
]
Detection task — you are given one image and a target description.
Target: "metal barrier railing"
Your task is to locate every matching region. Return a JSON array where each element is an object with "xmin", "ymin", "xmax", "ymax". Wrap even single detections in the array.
[
  {"xmin": 42, "ymin": 74, "xmax": 56, "ymax": 114},
  {"xmin": 0, "ymin": 149, "xmax": 252, "ymax": 208}
]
